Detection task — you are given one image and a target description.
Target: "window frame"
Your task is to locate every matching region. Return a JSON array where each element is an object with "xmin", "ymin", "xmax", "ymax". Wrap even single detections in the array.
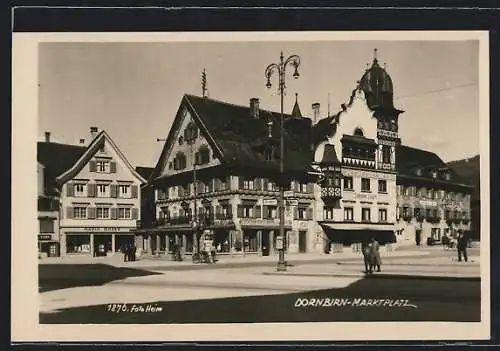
[{"xmin": 361, "ymin": 178, "xmax": 371, "ymax": 192}]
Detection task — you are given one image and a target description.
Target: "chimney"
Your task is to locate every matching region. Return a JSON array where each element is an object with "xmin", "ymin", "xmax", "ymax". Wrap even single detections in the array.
[
  {"xmin": 249, "ymin": 98, "xmax": 260, "ymax": 119},
  {"xmin": 44, "ymin": 132, "xmax": 51, "ymax": 143},
  {"xmin": 79, "ymin": 139, "xmax": 85, "ymax": 145},
  {"xmin": 90, "ymin": 126, "xmax": 98, "ymax": 140},
  {"xmin": 312, "ymin": 103, "xmax": 320, "ymax": 124}
]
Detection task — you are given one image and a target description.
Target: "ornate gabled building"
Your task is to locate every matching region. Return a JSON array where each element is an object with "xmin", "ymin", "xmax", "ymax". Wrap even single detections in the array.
[
  {"xmin": 38, "ymin": 127, "xmax": 146, "ymax": 257},
  {"xmin": 141, "ymin": 50, "xmax": 474, "ymax": 257}
]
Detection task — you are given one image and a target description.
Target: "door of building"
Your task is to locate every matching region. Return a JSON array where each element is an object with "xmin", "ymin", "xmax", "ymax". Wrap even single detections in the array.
[
  {"xmin": 261, "ymin": 230, "xmax": 270, "ymax": 256},
  {"xmin": 298, "ymin": 231, "xmax": 307, "ymax": 253}
]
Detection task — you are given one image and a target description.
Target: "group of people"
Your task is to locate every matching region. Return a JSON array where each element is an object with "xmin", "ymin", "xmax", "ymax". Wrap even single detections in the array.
[
  {"xmin": 361, "ymin": 237, "xmax": 382, "ymax": 274},
  {"xmin": 123, "ymin": 243, "xmax": 137, "ymax": 262}
]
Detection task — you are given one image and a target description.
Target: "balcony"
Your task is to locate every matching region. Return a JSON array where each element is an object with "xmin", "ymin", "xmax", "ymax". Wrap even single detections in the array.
[{"xmin": 320, "ymin": 186, "xmax": 342, "ymax": 201}]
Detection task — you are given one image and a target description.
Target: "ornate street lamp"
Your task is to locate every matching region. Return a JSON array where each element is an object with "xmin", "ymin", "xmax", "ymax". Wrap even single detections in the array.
[{"xmin": 265, "ymin": 51, "xmax": 301, "ymax": 272}]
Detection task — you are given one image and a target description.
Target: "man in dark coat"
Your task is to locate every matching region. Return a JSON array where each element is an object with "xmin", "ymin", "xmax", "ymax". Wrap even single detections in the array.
[
  {"xmin": 361, "ymin": 240, "xmax": 372, "ymax": 273},
  {"xmin": 457, "ymin": 231, "xmax": 468, "ymax": 262},
  {"xmin": 369, "ymin": 237, "xmax": 382, "ymax": 272}
]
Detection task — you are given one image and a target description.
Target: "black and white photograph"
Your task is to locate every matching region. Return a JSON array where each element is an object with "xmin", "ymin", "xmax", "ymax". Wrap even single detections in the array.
[{"xmin": 12, "ymin": 31, "xmax": 490, "ymax": 341}]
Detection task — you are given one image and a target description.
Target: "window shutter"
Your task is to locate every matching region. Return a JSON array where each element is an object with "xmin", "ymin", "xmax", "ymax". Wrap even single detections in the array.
[
  {"xmin": 110, "ymin": 207, "xmax": 118, "ymax": 220},
  {"xmin": 238, "ymin": 176, "xmax": 244, "ymax": 189},
  {"xmin": 66, "ymin": 206, "xmax": 73, "ymax": 219},
  {"xmin": 254, "ymin": 205, "xmax": 261, "ymax": 218},
  {"xmin": 131, "ymin": 185, "xmax": 138, "ymax": 198},
  {"xmin": 110, "ymin": 161, "xmax": 117, "ymax": 173},
  {"xmin": 237, "ymin": 205, "xmax": 243, "ymax": 218},
  {"xmin": 66, "ymin": 183, "xmax": 74, "ymax": 197},
  {"xmin": 254, "ymin": 178, "xmax": 262, "ymax": 190},
  {"xmin": 89, "ymin": 160, "xmax": 97, "ymax": 172},
  {"xmin": 307, "ymin": 183, "xmax": 314, "ymax": 193},
  {"xmin": 88, "ymin": 207, "xmax": 96, "ymax": 219},
  {"xmin": 110, "ymin": 184, "xmax": 117, "ymax": 198},
  {"xmin": 306, "ymin": 208, "xmax": 313, "ymax": 220},
  {"xmin": 132, "ymin": 208, "xmax": 139, "ymax": 220},
  {"xmin": 87, "ymin": 183, "xmax": 96, "ymax": 197}
]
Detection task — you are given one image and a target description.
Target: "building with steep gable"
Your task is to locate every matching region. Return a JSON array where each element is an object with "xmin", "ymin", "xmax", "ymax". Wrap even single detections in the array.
[
  {"xmin": 141, "ymin": 50, "xmax": 474, "ymax": 257},
  {"xmin": 38, "ymin": 127, "xmax": 146, "ymax": 257}
]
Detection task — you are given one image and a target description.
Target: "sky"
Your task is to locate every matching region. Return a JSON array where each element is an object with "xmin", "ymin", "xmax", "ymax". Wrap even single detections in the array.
[{"xmin": 38, "ymin": 39, "xmax": 480, "ymax": 168}]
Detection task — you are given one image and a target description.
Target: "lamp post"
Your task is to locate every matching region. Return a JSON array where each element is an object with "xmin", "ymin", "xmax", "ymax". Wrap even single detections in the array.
[{"xmin": 265, "ymin": 51, "xmax": 301, "ymax": 272}]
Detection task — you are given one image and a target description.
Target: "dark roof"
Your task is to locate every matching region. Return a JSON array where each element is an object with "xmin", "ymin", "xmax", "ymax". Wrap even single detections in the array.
[
  {"xmin": 396, "ymin": 145, "xmax": 469, "ymax": 186},
  {"xmin": 311, "ymin": 114, "xmax": 337, "ymax": 146},
  {"xmin": 135, "ymin": 166, "xmax": 155, "ymax": 181},
  {"xmin": 38, "ymin": 142, "xmax": 87, "ymax": 195},
  {"xmin": 321, "ymin": 144, "xmax": 340, "ymax": 165},
  {"xmin": 341, "ymin": 134, "xmax": 377, "ymax": 147},
  {"xmin": 184, "ymin": 94, "xmax": 314, "ymax": 175},
  {"xmin": 291, "ymin": 93, "xmax": 303, "ymax": 118}
]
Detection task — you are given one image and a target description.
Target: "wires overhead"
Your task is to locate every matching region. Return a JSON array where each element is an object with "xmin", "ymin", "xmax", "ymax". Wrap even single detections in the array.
[{"xmin": 394, "ymin": 82, "xmax": 477, "ymax": 100}]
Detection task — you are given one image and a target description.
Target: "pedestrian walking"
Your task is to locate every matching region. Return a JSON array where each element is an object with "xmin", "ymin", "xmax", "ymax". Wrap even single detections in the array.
[
  {"xmin": 369, "ymin": 237, "xmax": 382, "ymax": 272},
  {"xmin": 361, "ymin": 240, "xmax": 372, "ymax": 273},
  {"xmin": 131, "ymin": 244, "xmax": 137, "ymax": 261},
  {"xmin": 457, "ymin": 230, "xmax": 468, "ymax": 262}
]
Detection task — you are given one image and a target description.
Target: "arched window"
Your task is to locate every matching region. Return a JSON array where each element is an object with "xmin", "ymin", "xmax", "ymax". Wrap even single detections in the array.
[
  {"xmin": 184, "ymin": 122, "xmax": 198, "ymax": 143},
  {"xmin": 353, "ymin": 127, "xmax": 364, "ymax": 137},
  {"xmin": 173, "ymin": 152, "xmax": 187, "ymax": 170}
]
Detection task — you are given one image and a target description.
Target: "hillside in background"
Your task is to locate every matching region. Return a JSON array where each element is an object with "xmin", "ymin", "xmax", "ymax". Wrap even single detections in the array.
[{"xmin": 447, "ymin": 154, "xmax": 480, "ymax": 198}]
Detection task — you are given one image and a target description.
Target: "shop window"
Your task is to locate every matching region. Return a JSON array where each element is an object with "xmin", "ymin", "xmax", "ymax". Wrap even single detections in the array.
[{"xmin": 66, "ymin": 235, "xmax": 91, "ymax": 254}]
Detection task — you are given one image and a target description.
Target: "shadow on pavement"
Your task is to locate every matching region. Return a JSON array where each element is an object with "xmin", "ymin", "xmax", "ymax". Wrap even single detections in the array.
[
  {"xmin": 40, "ymin": 274, "xmax": 480, "ymax": 324},
  {"xmin": 38, "ymin": 264, "xmax": 162, "ymax": 292}
]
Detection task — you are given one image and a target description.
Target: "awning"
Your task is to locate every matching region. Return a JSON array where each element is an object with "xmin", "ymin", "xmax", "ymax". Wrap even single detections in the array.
[{"xmin": 320, "ymin": 224, "xmax": 396, "ymax": 245}]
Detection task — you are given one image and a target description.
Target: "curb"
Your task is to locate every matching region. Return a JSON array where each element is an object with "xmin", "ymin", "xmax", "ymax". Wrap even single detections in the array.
[{"xmin": 262, "ymin": 271, "xmax": 480, "ymax": 282}]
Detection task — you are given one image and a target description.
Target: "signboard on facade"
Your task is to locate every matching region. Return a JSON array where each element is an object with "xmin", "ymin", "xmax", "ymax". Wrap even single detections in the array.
[
  {"xmin": 355, "ymin": 193, "xmax": 377, "ymax": 201},
  {"xmin": 284, "ymin": 191, "xmax": 294, "ymax": 198},
  {"xmin": 263, "ymin": 199, "xmax": 278, "ymax": 206},
  {"xmin": 287, "ymin": 199, "xmax": 299, "ymax": 206},
  {"xmin": 38, "ymin": 234, "xmax": 53, "ymax": 241},
  {"xmin": 420, "ymin": 200, "xmax": 438, "ymax": 207}
]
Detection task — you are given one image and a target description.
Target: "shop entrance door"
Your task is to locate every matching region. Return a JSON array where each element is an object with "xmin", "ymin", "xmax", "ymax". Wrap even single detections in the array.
[{"xmin": 298, "ymin": 231, "xmax": 307, "ymax": 253}]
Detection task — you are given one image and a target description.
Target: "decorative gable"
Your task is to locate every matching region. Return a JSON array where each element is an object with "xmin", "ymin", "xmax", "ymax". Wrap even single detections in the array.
[{"xmin": 157, "ymin": 105, "xmax": 221, "ymax": 178}]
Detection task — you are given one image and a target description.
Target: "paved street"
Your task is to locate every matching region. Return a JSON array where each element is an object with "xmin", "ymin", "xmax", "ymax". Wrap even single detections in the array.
[{"xmin": 39, "ymin": 246, "xmax": 482, "ymax": 324}]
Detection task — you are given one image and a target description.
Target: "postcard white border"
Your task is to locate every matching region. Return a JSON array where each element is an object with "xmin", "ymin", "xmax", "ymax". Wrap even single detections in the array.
[{"xmin": 12, "ymin": 30, "xmax": 490, "ymax": 342}]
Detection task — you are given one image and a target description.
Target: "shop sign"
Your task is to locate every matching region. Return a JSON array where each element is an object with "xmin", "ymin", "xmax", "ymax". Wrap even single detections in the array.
[
  {"xmin": 83, "ymin": 227, "xmax": 130, "ymax": 232},
  {"xmin": 263, "ymin": 199, "xmax": 278, "ymax": 206},
  {"xmin": 419, "ymin": 200, "xmax": 437, "ymax": 207},
  {"xmin": 38, "ymin": 234, "xmax": 53, "ymax": 241}
]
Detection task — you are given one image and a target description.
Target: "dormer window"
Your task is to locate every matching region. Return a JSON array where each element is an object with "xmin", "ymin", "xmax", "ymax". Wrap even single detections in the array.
[{"xmin": 353, "ymin": 128, "xmax": 364, "ymax": 137}]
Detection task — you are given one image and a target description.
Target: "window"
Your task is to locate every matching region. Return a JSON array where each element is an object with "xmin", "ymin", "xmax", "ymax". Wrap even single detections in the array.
[
  {"xmin": 173, "ymin": 153, "xmax": 187, "ymax": 170},
  {"xmin": 354, "ymin": 127, "xmax": 364, "ymax": 137},
  {"xmin": 39, "ymin": 218, "xmax": 54, "ymax": 233},
  {"xmin": 196, "ymin": 147, "xmax": 210, "ymax": 165},
  {"xmin": 203, "ymin": 181, "xmax": 212, "ymax": 193},
  {"xmin": 378, "ymin": 180, "xmax": 387, "ymax": 193},
  {"xmin": 378, "ymin": 208, "xmax": 388, "ymax": 222},
  {"xmin": 299, "ymin": 182, "xmax": 308, "ymax": 193},
  {"xmin": 263, "ymin": 206, "xmax": 277, "ymax": 219},
  {"xmin": 96, "ymin": 207, "xmax": 110, "ymax": 219},
  {"xmin": 382, "ymin": 145, "xmax": 391, "ymax": 163},
  {"xmin": 96, "ymin": 161, "xmax": 109, "ymax": 173},
  {"xmin": 74, "ymin": 207, "xmax": 87, "ymax": 219},
  {"xmin": 119, "ymin": 185, "xmax": 130, "ymax": 198},
  {"xmin": 267, "ymin": 181, "xmax": 277, "ymax": 191},
  {"xmin": 184, "ymin": 122, "xmax": 198, "ymax": 143},
  {"xmin": 97, "ymin": 184, "xmax": 109, "ymax": 197},
  {"xmin": 74, "ymin": 184, "xmax": 86, "ymax": 196},
  {"xmin": 343, "ymin": 177, "xmax": 353, "ymax": 190},
  {"xmin": 297, "ymin": 207, "xmax": 308, "ymax": 220},
  {"xmin": 243, "ymin": 179, "xmax": 254, "ymax": 190},
  {"xmin": 403, "ymin": 186, "xmax": 412, "ymax": 196},
  {"xmin": 361, "ymin": 178, "xmax": 371, "ymax": 192},
  {"xmin": 118, "ymin": 208, "xmax": 131, "ymax": 219},
  {"xmin": 324, "ymin": 207, "xmax": 334, "ymax": 220},
  {"xmin": 239, "ymin": 206, "xmax": 254, "ymax": 218},
  {"xmin": 362, "ymin": 208, "xmax": 371, "ymax": 222},
  {"xmin": 344, "ymin": 207, "xmax": 354, "ymax": 221},
  {"xmin": 264, "ymin": 147, "xmax": 273, "ymax": 161}
]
